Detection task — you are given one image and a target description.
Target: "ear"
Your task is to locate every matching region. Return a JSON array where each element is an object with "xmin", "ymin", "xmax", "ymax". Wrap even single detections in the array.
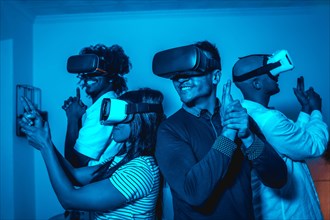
[
  {"xmin": 212, "ymin": 70, "xmax": 221, "ymax": 85},
  {"xmin": 252, "ymin": 78, "xmax": 262, "ymax": 90}
]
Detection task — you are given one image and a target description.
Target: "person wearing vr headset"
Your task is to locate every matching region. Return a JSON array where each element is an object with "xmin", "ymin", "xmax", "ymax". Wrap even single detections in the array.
[
  {"xmin": 19, "ymin": 88, "xmax": 165, "ymax": 219},
  {"xmin": 63, "ymin": 44, "xmax": 131, "ymax": 168},
  {"xmin": 232, "ymin": 52, "xmax": 328, "ymax": 220},
  {"xmin": 152, "ymin": 41, "xmax": 287, "ymax": 219}
]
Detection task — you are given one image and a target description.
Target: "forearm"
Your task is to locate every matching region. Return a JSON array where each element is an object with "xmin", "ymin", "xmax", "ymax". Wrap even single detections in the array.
[
  {"xmin": 64, "ymin": 119, "xmax": 82, "ymax": 166},
  {"xmin": 157, "ymin": 135, "xmax": 236, "ymax": 206},
  {"xmin": 264, "ymin": 116, "xmax": 328, "ymax": 159},
  {"xmin": 41, "ymin": 141, "xmax": 76, "ymax": 209}
]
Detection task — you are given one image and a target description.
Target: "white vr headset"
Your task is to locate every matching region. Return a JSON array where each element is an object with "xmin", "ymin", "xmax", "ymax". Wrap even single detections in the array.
[
  {"xmin": 100, "ymin": 98, "xmax": 163, "ymax": 125},
  {"xmin": 232, "ymin": 50, "xmax": 294, "ymax": 82}
]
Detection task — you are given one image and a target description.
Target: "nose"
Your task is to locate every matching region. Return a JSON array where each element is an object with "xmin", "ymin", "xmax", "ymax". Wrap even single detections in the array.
[{"xmin": 172, "ymin": 75, "xmax": 191, "ymax": 83}]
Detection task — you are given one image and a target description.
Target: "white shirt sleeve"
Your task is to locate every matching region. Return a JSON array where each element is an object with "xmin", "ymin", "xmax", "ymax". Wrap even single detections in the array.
[
  {"xmin": 256, "ymin": 109, "xmax": 328, "ymax": 160},
  {"xmin": 74, "ymin": 96, "xmax": 114, "ymax": 160}
]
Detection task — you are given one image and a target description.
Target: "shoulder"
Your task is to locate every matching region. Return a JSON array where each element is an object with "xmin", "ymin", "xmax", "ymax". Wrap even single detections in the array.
[
  {"xmin": 159, "ymin": 108, "xmax": 195, "ymax": 130},
  {"xmin": 122, "ymin": 156, "xmax": 159, "ymax": 174}
]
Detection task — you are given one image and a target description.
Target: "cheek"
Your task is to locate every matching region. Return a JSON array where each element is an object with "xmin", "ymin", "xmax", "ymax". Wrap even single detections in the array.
[{"xmin": 172, "ymin": 81, "xmax": 180, "ymax": 91}]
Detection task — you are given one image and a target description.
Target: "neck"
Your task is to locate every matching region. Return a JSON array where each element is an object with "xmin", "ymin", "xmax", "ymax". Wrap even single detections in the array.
[
  {"xmin": 92, "ymin": 90, "xmax": 112, "ymax": 103},
  {"xmin": 191, "ymin": 94, "xmax": 217, "ymax": 114},
  {"xmin": 244, "ymin": 93, "xmax": 270, "ymax": 107}
]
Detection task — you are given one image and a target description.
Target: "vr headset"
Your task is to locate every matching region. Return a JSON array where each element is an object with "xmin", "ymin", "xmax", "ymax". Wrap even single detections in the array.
[
  {"xmin": 152, "ymin": 45, "xmax": 221, "ymax": 79},
  {"xmin": 100, "ymin": 98, "xmax": 163, "ymax": 125},
  {"xmin": 232, "ymin": 50, "xmax": 294, "ymax": 82},
  {"xmin": 67, "ymin": 54, "xmax": 108, "ymax": 76}
]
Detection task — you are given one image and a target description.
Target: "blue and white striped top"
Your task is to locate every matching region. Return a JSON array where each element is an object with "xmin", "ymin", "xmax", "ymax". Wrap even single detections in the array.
[{"xmin": 94, "ymin": 155, "xmax": 160, "ymax": 219}]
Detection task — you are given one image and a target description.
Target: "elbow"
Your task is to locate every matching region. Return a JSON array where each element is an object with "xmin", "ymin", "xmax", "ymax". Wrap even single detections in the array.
[
  {"xmin": 59, "ymin": 197, "xmax": 75, "ymax": 210},
  {"xmin": 185, "ymin": 195, "xmax": 207, "ymax": 207},
  {"xmin": 56, "ymin": 190, "xmax": 78, "ymax": 210},
  {"xmin": 182, "ymin": 183, "xmax": 209, "ymax": 206}
]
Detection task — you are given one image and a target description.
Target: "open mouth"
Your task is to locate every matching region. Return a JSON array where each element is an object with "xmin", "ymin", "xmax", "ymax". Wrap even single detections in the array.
[
  {"xmin": 179, "ymin": 84, "xmax": 193, "ymax": 91},
  {"xmin": 84, "ymin": 78, "xmax": 98, "ymax": 86}
]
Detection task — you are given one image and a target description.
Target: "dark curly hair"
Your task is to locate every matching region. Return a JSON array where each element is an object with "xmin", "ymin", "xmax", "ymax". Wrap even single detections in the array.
[{"xmin": 79, "ymin": 44, "xmax": 132, "ymax": 95}]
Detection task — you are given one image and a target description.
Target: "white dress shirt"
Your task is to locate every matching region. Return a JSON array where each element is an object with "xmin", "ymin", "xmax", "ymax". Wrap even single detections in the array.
[{"xmin": 242, "ymin": 100, "xmax": 329, "ymax": 220}]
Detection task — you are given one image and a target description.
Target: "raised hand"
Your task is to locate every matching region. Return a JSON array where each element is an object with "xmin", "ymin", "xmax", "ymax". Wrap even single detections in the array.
[
  {"xmin": 222, "ymin": 100, "xmax": 252, "ymax": 139},
  {"xmin": 20, "ymin": 96, "xmax": 43, "ymax": 128},
  {"xmin": 220, "ymin": 80, "xmax": 234, "ymax": 119},
  {"xmin": 293, "ymin": 76, "xmax": 310, "ymax": 113},
  {"xmin": 19, "ymin": 97, "xmax": 52, "ymax": 150},
  {"xmin": 62, "ymin": 87, "xmax": 87, "ymax": 120},
  {"xmin": 220, "ymin": 80, "xmax": 237, "ymax": 141},
  {"xmin": 306, "ymin": 87, "xmax": 322, "ymax": 112},
  {"xmin": 221, "ymin": 80, "xmax": 254, "ymax": 147}
]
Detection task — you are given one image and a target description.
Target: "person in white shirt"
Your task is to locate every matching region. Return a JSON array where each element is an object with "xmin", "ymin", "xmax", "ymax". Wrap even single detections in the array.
[
  {"xmin": 232, "ymin": 53, "xmax": 329, "ymax": 220},
  {"xmin": 62, "ymin": 44, "xmax": 132, "ymax": 168}
]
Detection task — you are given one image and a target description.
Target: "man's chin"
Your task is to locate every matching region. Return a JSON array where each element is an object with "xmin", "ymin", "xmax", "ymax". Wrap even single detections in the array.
[{"xmin": 180, "ymin": 98, "xmax": 195, "ymax": 107}]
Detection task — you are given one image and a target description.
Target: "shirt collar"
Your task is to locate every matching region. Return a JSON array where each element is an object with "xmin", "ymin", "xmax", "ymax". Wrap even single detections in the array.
[{"xmin": 182, "ymin": 98, "xmax": 221, "ymax": 117}]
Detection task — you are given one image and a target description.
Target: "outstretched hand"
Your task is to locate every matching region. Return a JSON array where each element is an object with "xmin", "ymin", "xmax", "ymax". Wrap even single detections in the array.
[
  {"xmin": 19, "ymin": 97, "xmax": 52, "ymax": 151},
  {"xmin": 62, "ymin": 87, "xmax": 87, "ymax": 120}
]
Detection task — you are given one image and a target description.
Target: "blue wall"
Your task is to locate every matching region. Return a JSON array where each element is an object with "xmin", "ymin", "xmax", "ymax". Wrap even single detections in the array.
[
  {"xmin": 1, "ymin": 1, "xmax": 36, "ymax": 220},
  {"xmin": 1, "ymin": 3, "xmax": 329, "ymax": 219},
  {"xmin": 33, "ymin": 6, "xmax": 329, "ymax": 219}
]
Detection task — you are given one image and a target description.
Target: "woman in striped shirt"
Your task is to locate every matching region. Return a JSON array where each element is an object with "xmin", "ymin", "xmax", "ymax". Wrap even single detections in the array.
[{"xmin": 19, "ymin": 88, "xmax": 165, "ymax": 219}]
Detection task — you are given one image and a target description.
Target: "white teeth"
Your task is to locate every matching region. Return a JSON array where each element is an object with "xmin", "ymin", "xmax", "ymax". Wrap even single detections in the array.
[
  {"xmin": 181, "ymin": 86, "xmax": 191, "ymax": 91},
  {"xmin": 86, "ymin": 80, "xmax": 96, "ymax": 86}
]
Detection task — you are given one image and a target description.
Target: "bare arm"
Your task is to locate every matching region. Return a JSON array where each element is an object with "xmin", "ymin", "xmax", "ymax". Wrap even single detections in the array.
[
  {"xmin": 62, "ymin": 88, "xmax": 89, "ymax": 167},
  {"xmin": 19, "ymin": 97, "xmax": 126, "ymax": 211}
]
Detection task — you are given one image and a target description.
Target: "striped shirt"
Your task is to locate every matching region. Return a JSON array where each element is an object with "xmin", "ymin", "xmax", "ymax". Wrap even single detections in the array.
[{"xmin": 94, "ymin": 155, "xmax": 160, "ymax": 219}]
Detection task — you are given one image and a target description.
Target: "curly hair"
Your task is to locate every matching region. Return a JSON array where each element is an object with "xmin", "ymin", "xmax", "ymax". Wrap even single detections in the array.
[
  {"xmin": 92, "ymin": 88, "xmax": 166, "ymax": 181},
  {"xmin": 79, "ymin": 43, "xmax": 132, "ymax": 95}
]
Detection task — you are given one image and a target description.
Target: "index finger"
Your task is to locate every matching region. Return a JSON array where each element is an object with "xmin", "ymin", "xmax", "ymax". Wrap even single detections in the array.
[
  {"xmin": 222, "ymin": 82, "xmax": 227, "ymax": 107},
  {"xmin": 20, "ymin": 96, "xmax": 37, "ymax": 112},
  {"xmin": 225, "ymin": 80, "xmax": 232, "ymax": 97},
  {"xmin": 297, "ymin": 76, "xmax": 305, "ymax": 92},
  {"xmin": 300, "ymin": 76, "xmax": 305, "ymax": 92},
  {"xmin": 76, "ymin": 87, "xmax": 80, "ymax": 100}
]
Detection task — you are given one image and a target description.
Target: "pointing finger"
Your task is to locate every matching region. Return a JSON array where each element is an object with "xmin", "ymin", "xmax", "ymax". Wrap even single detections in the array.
[{"xmin": 76, "ymin": 87, "xmax": 80, "ymax": 101}]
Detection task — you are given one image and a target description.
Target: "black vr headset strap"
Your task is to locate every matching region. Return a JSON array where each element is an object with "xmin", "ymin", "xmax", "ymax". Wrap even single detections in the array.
[
  {"xmin": 126, "ymin": 103, "xmax": 163, "ymax": 114},
  {"xmin": 233, "ymin": 61, "xmax": 281, "ymax": 82}
]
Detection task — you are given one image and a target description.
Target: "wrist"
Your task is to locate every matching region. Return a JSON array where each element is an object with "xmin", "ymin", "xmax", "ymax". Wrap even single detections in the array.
[
  {"xmin": 301, "ymin": 105, "xmax": 311, "ymax": 114},
  {"xmin": 221, "ymin": 128, "xmax": 237, "ymax": 141},
  {"xmin": 240, "ymin": 133, "xmax": 254, "ymax": 149}
]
